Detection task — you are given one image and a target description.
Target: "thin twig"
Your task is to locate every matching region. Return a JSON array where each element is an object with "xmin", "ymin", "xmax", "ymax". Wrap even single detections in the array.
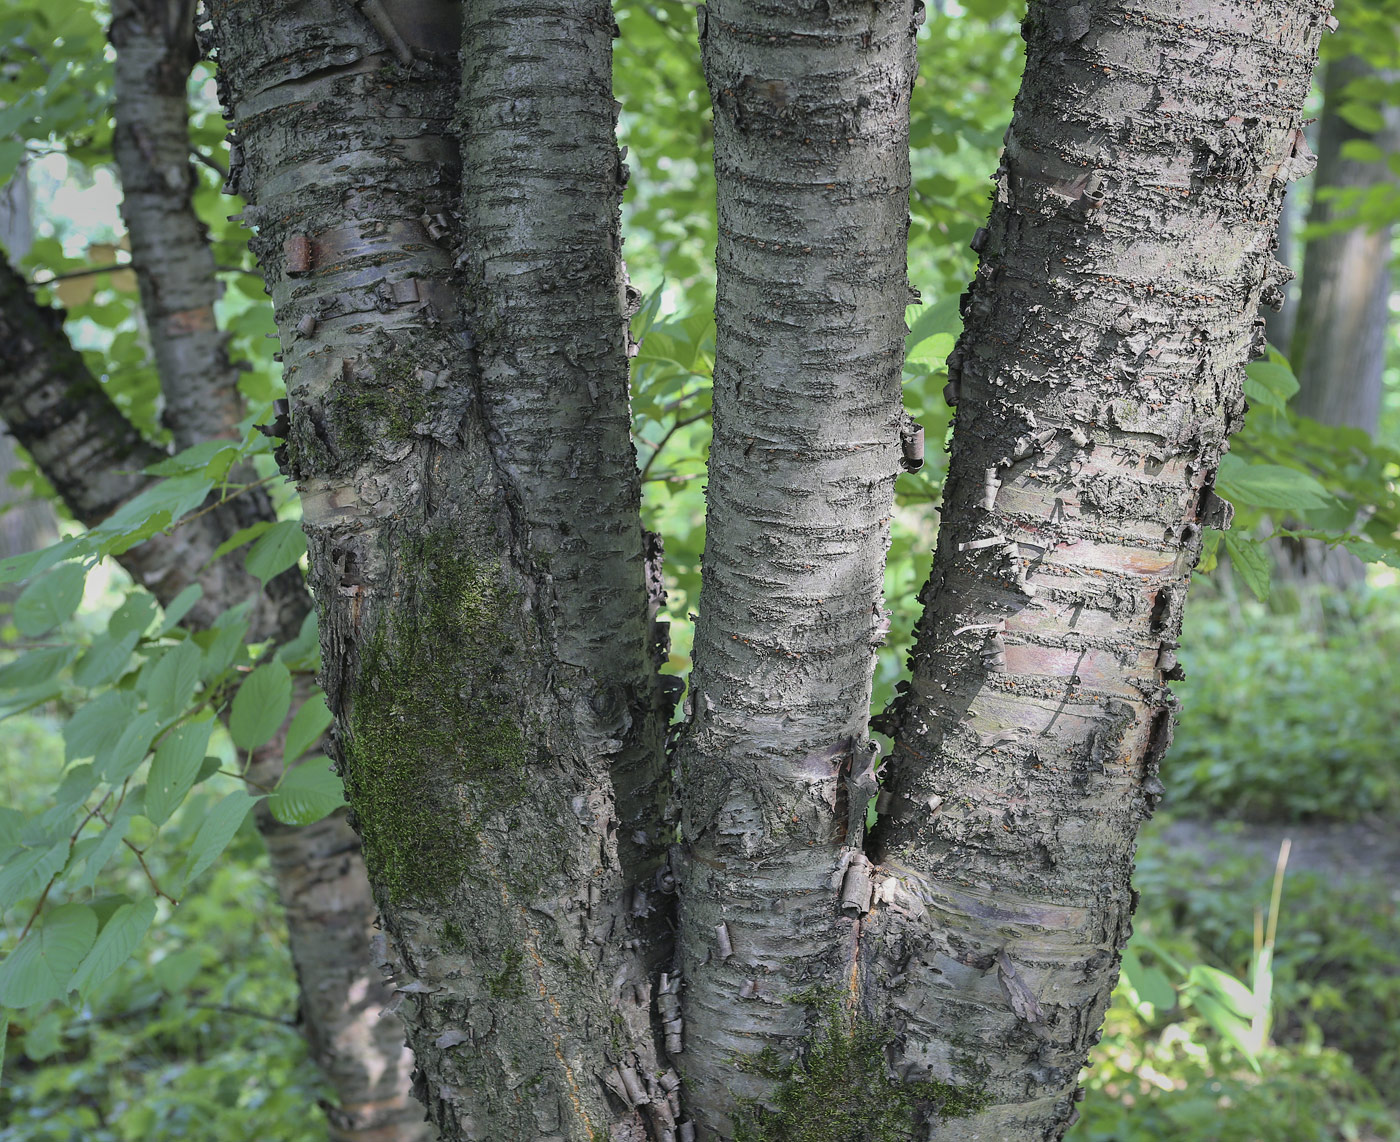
[
  {"xmin": 638, "ymin": 408, "xmax": 711, "ymax": 482},
  {"xmin": 187, "ymin": 1001, "xmax": 298, "ymax": 1028},
  {"xmin": 190, "ymin": 145, "xmax": 228, "ymax": 181},
  {"xmin": 32, "ymin": 262, "xmax": 133, "ymax": 285},
  {"xmin": 122, "ymin": 838, "xmax": 177, "ymax": 904},
  {"xmin": 168, "ymin": 473, "xmax": 279, "ymax": 534}
]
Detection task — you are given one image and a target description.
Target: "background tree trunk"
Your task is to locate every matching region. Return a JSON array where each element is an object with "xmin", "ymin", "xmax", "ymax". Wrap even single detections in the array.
[
  {"xmin": 1280, "ymin": 52, "xmax": 1399, "ymax": 586},
  {"xmin": 868, "ymin": 2, "xmax": 1328, "ymax": 1139},
  {"xmin": 671, "ymin": 0, "xmax": 918, "ymax": 1134},
  {"xmin": 208, "ymin": 1, "xmax": 669, "ymax": 1136}
]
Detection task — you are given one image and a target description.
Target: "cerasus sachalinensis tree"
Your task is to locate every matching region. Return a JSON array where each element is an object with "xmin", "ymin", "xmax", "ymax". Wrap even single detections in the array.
[
  {"xmin": 208, "ymin": 0, "xmax": 1328, "ymax": 1139},
  {"xmin": 207, "ymin": 0, "xmax": 670, "ymax": 1138},
  {"xmin": 104, "ymin": 3, "xmax": 428, "ymax": 1136}
]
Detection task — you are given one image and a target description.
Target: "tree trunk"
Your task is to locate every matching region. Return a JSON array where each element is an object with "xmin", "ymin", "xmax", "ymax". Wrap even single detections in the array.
[
  {"xmin": 868, "ymin": 2, "xmax": 1328, "ymax": 1140},
  {"xmin": 207, "ymin": 1, "xmax": 670, "ymax": 1137},
  {"xmin": 1279, "ymin": 52, "xmax": 1398, "ymax": 586},
  {"xmin": 0, "ymin": 255, "xmax": 432, "ymax": 1141},
  {"xmin": 671, "ymin": 0, "xmax": 918, "ymax": 1134}
]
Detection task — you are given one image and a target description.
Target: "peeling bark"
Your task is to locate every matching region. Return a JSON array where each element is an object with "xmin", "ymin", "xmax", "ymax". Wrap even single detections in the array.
[
  {"xmin": 671, "ymin": 0, "xmax": 918, "ymax": 1134},
  {"xmin": 865, "ymin": 3, "xmax": 1329, "ymax": 1139},
  {"xmin": 207, "ymin": 1, "xmax": 667, "ymax": 1137},
  {"xmin": 0, "ymin": 256, "xmax": 431, "ymax": 1142}
]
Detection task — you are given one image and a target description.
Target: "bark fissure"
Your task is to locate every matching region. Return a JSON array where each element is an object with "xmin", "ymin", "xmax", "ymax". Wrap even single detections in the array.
[{"xmin": 863, "ymin": 3, "xmax": 1330, "ymax": 1139}]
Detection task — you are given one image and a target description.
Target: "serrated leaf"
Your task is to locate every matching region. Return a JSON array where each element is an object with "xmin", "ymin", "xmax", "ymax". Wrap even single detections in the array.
[
  {"xmin": 176, "ymin": 790, "xmax": 257, "ymax": 892},
  {"xmin": 284, "ymin": 693, "xmax": 332, "ymax": 764},
  {"xmin": 94, "ymin": 476, "xmax": 213, "ymax": 556},
  {"xmin": 72, "ymin": 630, "xmax": 140, "ymax": 689},
  {"xmin": 268, "ymin": 758, "xmax": 346, "ymax": 825},
  {"xmin": 0, "ymin": 903, "xmax": 98, "ymax": 1008},
  {"xmin": 145, "ymin": 440, "xmax": 240, "ymax": 479},
  {"xmin": 0, "ymin": 842, "xmax": 67, "ymax": 913},
  {"xmin": 229, "ymin": 661, "xmax": 291, "ymax": 750},
  {"xmin": 95, "ymin": 710, "xmax": 160, "ymax": 784},
  {"xmin": 63, "ymin": 691, "xmax": 140, "ymax": 763},
  {"xmin": 1244, "ymin": 360, "xmax": 1299, "ymax": 405},
  {"xmin": 0, "ymin": 536, "xmax": 79, "ymax": 586},
  {"xmin": 14, "ymin": 562, "xmax": 87, "ymax": 636},
  {"xmin": 276, "ymin": 608, "xmax": 320, "ymax": 671},
  {"xmin": 245, "ymin": 520, "xmax": 307, "ymax": 586},
  {"xmin": 1215, "ymin": 454, "xmax": 1333, "ymax": 511},
  {"xmin": 70, "ymin": 897, "xmax": 157, "ymax": 996},
  {"xmin": 209, "ymin": 520, "xmax": 273, "ymax": 564},
  {"xmin": 155, "ymin": 584, "xmax": 203, "ymax": 635},
  {"xmin": 140, "ymin": 640, "xmax": 202, "ymax": 722},
  {"xmin": 145, "ymin": 719, "xmax": 214, "ymax": 827},
  {"xmin": 198, "ymin": 602, "xmax": 251, "ymax": 681},
  {"xmin": 906, "ymin": 331, "xmax": 956, "ymax": 369},
  {"xmin": 0, "ymin": 646, "xmax": 76, "ymax": 692},
  {"xmin": 108, "ymin": 591, "xmax": 158, "ymax": 639},
  {"xmin": 1223, "ymin": 531, "xmax": 1271, "ymax": 602}
]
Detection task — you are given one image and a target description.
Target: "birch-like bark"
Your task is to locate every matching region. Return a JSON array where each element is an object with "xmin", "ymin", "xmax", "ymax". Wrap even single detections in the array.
[
  {"xmin": 208, "ymin": 2, "xmax": 668, "ymax": 1137},
  {"xmin": 110, "ymin": 0, "xmax": 245, "ymax": 451},
  {"xmin": 672, "ymin": 0, "xmax": 917, "ymax": 1134},
  {"xmin": 867, "ymin": 3, "xmax": 1328, "ymax": 1139},
  {"xmin": 0, "ymin": 256, "xmax": 431, "ymax": 1142}
]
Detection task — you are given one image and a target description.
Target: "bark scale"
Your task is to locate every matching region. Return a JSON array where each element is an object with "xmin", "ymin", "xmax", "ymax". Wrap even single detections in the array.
[
  {"xmin": 0, "ymin": 256, "xmax": 430, "ymax": 1142},
  {"xmin": 209, "ymin": 2, "xmax": 668, "ymax": 1138},
  {"xmin": 866, "ymin": 3, "xmax": 1329, "ymax": 1139},
  {"xmin": 672, "ymin": 0, "xmax": 918, "ymax": 1135}
]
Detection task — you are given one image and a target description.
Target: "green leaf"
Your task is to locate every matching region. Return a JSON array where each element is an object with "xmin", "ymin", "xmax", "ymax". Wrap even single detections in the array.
[
  {"xmin": 1214, "ymin": 454, "xmax": 1334, "ymax": 511},
  {"xmin": 14, "ymin": 562, "xmax": 87, "ymax": 636},
  {"xmin": 0, "ymin": 536, "xmax": 79, "ymax": 586},
  {"xmin": 156, "ymin": 584, "xmax": 204, "ymax": 635},
  {"xmin": 145, "ymin": 440, "xmax": 240, "ymax": 480},
  {"xmin": 152, "ymin": 946, "xmax": 202, "ymax": 994},
  {"xmin": 0, "ymin": 841, "xmax": 67, "ymax": 913},
  {"xmin": 108, "ymin": 591, "xmax": 158, "ymax": 639},
  {"xmin": 1223, "ymin": 531, "xmax": 1271, "ymax": 602},
  {"xmin": 140, "ymin": 640, "xmax": 203, "ymax": 722},
  {"xmin": 64, "ymin": 692, "xmax": 140, "ymax": 763},
  {"xmin": 906, "ymin": 331, "xmax": 956, "ymax": 369},
  {"xmin": 144, "ymin": 718, "xmax": 215, "ymax": 827},
  {"xmin": 283, "ymin": 692, "xmax": 332, "ymax": 764},
  {"xmin": 276, "ymin": 608, "xmax": 319, "ymax": 671},
  {"xmin": 70, "ymin": 897, "xmax": 157, "ymax": 996},
  {"xmin": 0, "ymin": 646, "xmax": 76, "ymax": 692},
  {"xmin": 906, "ymin": 294, "xmax": 961, "ymax": 345},
  {"xmin": 72, "ymin": 630, "xmax": 140, "ymax": 689},
  {"xmin": 245, "ymin": 520, "xmax": 307, "ymax": 585},
  {"xmin": 0, "ymin": 903, "xmax": 98, "ymax": 1008},
  {"xmin": 1190, "ymin": 994, "xmax": 1262, "ymax": 1074},
  {"xmin": 176, "ymin": 790, "xmax": 258, "ymax": 892},
  {"xmin": 268, "ymin": 758, "xmax": 346, "ymax": 825},
  {"xmin": 95, "ymin": 476, "xmax": 213, "ymax": 556},
  {"xmin": 1244, "ymin": 360, "xmax": 1299, "ymax": 408},
  {"xmin": 198, "ymin": 602, "xmax": 251, "ymax": 681},
  {"xmin": 229, "ymin": 661, "xmax": 291, "ymax": 750},
  {"xmin": 209, "ymin": 520, "xmax": 273, "ymax": 563},
  {"xmin": 94, "ymin": 710, "xmax": 160, "ymax": 784}
]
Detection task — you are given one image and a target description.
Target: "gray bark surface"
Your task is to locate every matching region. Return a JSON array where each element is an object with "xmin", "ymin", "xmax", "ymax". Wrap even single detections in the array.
[
  {"xmin": 110, "ymin": 0, "xmax": 246, "ymax": 452},
  {"xmin": 208, "ymin": 1, "xmax": 668, "ymax": 1137},
  {"xmin": 867, "ymin": 3, "xmax": 1329, "ymax": 1140},
  {"xmin": 672, "ymin": 0, "xmax": 919, "ymax": 1134},
  {"xmin": 0, "ymin": 256, "xmax": 430, "ymax": 1142}
]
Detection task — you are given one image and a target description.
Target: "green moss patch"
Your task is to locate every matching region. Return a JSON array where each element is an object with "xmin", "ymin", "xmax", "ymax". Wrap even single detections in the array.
[
  {"xmin": 343, "ymin": 536, "xmax": 527, "ymax": 905},
  {"xmin": 734, "ymin": 998, "xmax": 989, "ymax": 1142}
]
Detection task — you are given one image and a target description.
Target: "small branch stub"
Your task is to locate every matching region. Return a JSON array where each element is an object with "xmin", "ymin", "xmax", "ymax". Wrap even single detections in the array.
[
  {"xmin": 899, "ymin": 417, "xmax": 925, "ymax": 472},
  {"xmin": 839, "ymin": 851, "xmax": 874, "ymax": 917}
]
